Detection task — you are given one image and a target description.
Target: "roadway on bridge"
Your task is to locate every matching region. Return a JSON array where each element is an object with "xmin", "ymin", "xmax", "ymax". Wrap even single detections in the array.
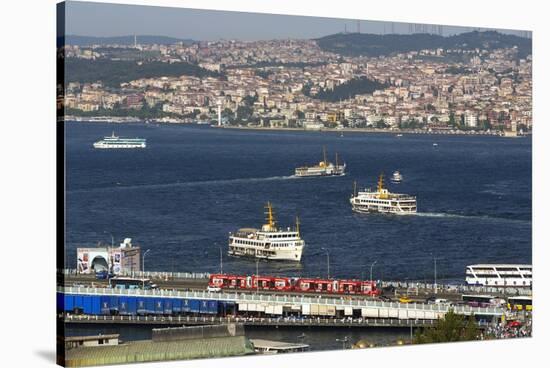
[{"xmin": 63, "ymin": 273, "xmax": 469, "ymax": 304}]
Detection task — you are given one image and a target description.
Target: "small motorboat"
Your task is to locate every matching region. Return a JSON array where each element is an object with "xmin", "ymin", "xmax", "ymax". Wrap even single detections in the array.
[{"xmin": 391, "ymin": 171, "xmax": 403, "ymax": 183}]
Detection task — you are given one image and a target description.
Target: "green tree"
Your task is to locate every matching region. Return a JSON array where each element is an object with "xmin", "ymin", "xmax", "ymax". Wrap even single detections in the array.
[
  {"xmin": 375, "ymin": 120, "xmax": 389, "ymax": 129},
  {"xmin": 305, "ymin": 77, "xmax": 388, "ymax": 102},
  {"xmin": 449, "ymin": 111, "xmax": 456, "ymax": 126},
  {"xmin": 480, "ymin": 120, "xmax": 491, "ymax": 130},
  {"xmin": 65, "ymin": 58, "xmax": 222, "ymax": 88},
  {"xmin": 464, "ymin": 314, "xmax": 480, "ymax": 341},
  {"xmin": 221, "ymin": 107, "xmax": 234, "ymax": 123},
  {"xmin": 236, "ymin": 105, "xmax": 254, "ymax": 121},
  {"xmin": 414, "ymin": 310, "xmax": 480, "ymax": 344},
  {"xmin": 242, "ymin": 94, "xmax": 258, "ymax": 107}
]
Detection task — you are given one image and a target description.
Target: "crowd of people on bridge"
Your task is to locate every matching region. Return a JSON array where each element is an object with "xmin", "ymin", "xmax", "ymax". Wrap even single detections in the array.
[{"xmin": 482, "ymin": 320, "xmax": 532, "ymax": 339}]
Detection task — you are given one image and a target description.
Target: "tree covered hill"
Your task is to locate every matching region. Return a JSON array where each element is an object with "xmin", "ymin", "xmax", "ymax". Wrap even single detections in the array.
[
  {"xmin": 65, "ymin": 59, "xmax": 220, "ymax": 87},
  {"xmin": 316, "ymin": 31, "xmax": 532, "ymax": 59},
  {"xmin": 304, "ymin": 77, "xmax": 388, "ymax": 102}
]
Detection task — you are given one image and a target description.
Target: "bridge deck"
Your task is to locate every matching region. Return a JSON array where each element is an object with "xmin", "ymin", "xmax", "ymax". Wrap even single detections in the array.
[{"xmin": 59, "ymin": 286, "xmax": 505, "ymax": 317}]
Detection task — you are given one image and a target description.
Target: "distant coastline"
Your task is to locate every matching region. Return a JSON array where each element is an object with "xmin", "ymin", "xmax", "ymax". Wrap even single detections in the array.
[
  {"xmin": 64, "ymin": 116, "xmax": 528, "ymax": 137},
  {"xmin": 216, "ymin": 125, "xmax": 527, "ymax": 137}
]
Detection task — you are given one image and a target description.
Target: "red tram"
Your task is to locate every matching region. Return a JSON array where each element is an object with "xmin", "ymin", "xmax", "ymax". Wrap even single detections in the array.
[{"xmin": 209, "ymin": 274, "xmax": 380, "ymax": 296}]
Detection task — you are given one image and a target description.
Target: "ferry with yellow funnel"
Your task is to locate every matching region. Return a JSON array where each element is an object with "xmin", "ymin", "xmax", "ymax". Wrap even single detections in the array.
[
  {"xmin": 294, "ymin": 147, "xmax": 346, "ymax": 177},
  {"xmin": 350, "ymin": 174, "xmax": 417, "ymax": 215},
  {"xmin": 228, "ymin": 202, "xmax": 305, "ymax": 261}
]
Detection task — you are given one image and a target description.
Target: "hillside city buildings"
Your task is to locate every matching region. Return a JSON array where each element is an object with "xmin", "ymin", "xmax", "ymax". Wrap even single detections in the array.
[{"xmin": 61, "ymin": 37, "xmax": 532, "ymax": 133}]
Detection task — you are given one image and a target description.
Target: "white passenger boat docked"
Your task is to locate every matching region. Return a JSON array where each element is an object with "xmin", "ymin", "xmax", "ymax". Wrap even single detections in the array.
[
  {"xmin": 93, "ymin": 132, "xmax": 146, "ymax": 149},
  {"xmin": 228, "ymin": 202, "xmax": 305, "ymax": 262},
  {"xmin": 294, "ymin": 147, "xmax": 345, "ymax": 177},
  {"xmin": 350, "ymin": 174, "xmax": 417, "ymax": 215},
  {"xmin": 465, "ymin": 264, "xmax": 532, "ymax": 287}
]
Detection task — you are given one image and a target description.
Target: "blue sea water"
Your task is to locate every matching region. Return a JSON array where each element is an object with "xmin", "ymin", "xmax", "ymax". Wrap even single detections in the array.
[{"xmin": 65, "ymin": 123, "xmax": 532, "ymax": 282}]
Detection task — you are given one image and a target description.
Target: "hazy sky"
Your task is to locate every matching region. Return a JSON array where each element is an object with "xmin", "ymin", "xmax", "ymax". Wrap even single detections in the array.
[{"xmin": 64, "ymin": 1, "xmax": 527, "ymax": 41}]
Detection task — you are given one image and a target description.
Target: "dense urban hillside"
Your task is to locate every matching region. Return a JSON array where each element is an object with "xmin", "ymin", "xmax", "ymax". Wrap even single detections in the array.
[
  {"xmin": 63, "ymin": 34, "xmax": 195, "ymax": 46},
  {"xmin": 316, "ymin": 31, "xmax": 532, "ymax": 59},
  {"xmin": 65, "ymin": 59, "xmax": 220, "ymax": 87}
]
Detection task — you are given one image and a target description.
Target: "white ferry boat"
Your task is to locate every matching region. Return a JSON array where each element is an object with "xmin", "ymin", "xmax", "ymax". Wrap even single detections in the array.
[
  {"xmin": 295, "ymin": 148, "xmax": 345, "ymax": 177},
  {"xmin": 391, "ymin": 171, "xmax": 403, "ymax": 183},
  {"xmin": 350, "ymin": 174, "xmax": 417, "ymax": 215},
  {"xmin": 228, "ymin": 202, "xmax": 305, "ymax": 262},
  {"xmin": 93, "ymin": 132, "xmax": 146, "ymax": 149},
  {"xmin": 465, "ymin": 264, "xmax": 532, "ymax": 287}
]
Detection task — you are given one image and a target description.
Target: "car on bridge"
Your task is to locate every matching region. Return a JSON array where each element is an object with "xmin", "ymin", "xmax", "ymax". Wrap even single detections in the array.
[
  {"xmin": 425, "ymin": 296, "xmax": 437, "ymax": 304},
  {"xmin": 398, "ymin": 296, "xmax": 413, "ymax": 303},
  {"xmin": 95, "ymin": 270, "xmax": 114, "ymax": 280},
  {"xmin": 382, "ymin": 285, "xmax": 396, "ymax": 293}
]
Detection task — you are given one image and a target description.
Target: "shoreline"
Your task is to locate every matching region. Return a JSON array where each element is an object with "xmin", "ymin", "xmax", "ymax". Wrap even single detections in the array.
[
  {"xmin": 64, "ymin": 117, "xmax": 530, "ymax": 138},
  {"xmin": 216, "ymin": 125, "xmax": 528, "ymax": 137}
]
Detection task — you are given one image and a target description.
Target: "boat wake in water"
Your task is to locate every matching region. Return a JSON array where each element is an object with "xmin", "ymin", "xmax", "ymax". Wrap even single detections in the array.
[
  {"xmin": 415, "ymin": 212, "xmax": 530, "ymax": 224},
  {"xmin": 69, "ymin": 175, "xmax": 298, "ymax": 193}
]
